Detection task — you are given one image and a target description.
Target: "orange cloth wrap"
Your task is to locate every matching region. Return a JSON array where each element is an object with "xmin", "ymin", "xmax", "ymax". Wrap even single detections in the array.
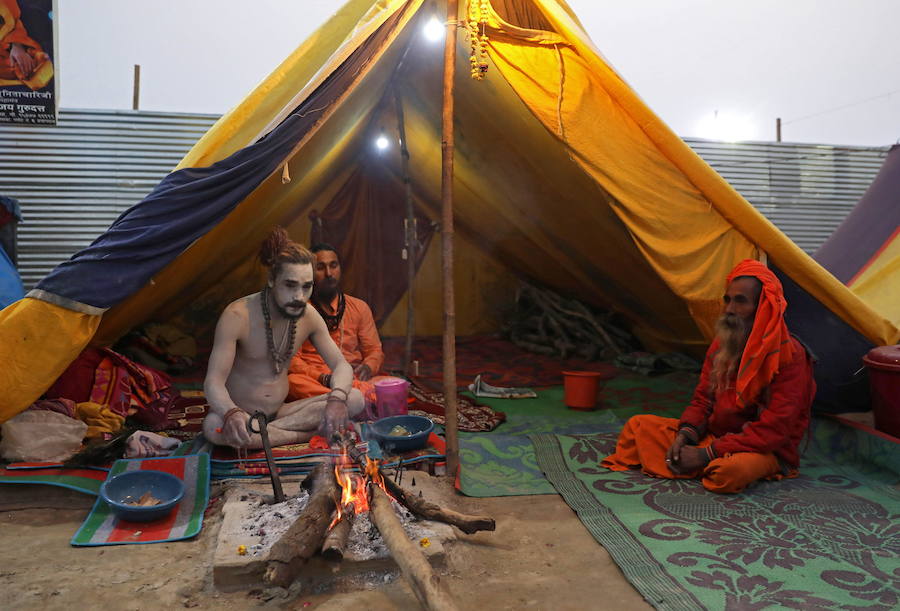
[
  {"xmin": 601, "ymin": 415, "xmax": 785, "ymax": 494},
  {"xmin": 287, "ymin": 294, "xmax": 383, "ymax": 402},
  {"xmin": 727, "ymin": 259, "xmax": 794, "ymax": 410}
]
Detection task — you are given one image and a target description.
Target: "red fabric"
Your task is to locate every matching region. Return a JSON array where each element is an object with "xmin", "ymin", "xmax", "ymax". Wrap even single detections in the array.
[
  {"xmin": 44, "ymin": 348, "xmax": 179, "ymax": 430},
  {"xmin": 679, "ymin": 336, "xmax": 815, "ymax": 468},
  {"xmin": 27, "ymin": 398, "xmax": 77, "ymax": 419},
  {"xmin": 726, "ymin": 259, "xmax": 794, "ymax": 409},
  {"xmin": 44, "ymin": 347, "xmax": 106, "ymax": 403}
]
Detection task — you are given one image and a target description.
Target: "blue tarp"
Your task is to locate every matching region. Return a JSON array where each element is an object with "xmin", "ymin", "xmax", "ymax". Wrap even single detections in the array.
[
  {"xmin": 35, "ymin": 111, "xmax": 314, "ymax": 309},
  {"xmin": 0, "ymin": 244, "xmax": 24, "ymax": 309}
]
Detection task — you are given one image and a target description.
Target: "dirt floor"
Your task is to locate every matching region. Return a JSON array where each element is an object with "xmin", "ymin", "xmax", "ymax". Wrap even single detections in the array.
[{"xmin": 0, "ymin": 476, "xmax": 651, "ymax": 610}]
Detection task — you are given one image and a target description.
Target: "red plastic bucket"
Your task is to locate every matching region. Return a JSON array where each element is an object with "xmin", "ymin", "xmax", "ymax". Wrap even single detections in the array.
[
  {"xmin": 862, "ymin": 345, "xmax": 900, "ymax": 438},
  {"xmin": 562, "ymin": 371, "xmax": 604, "ymax": 411},
  {"xmin": 374, "ymin": 377, "xmax": 410, "ymax": 418}
]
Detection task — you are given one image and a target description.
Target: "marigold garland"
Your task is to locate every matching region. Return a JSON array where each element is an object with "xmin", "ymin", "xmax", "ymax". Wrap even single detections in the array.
[{"xmin": 467, "ymin": 0, "xmax": 489, "ymax": 80}]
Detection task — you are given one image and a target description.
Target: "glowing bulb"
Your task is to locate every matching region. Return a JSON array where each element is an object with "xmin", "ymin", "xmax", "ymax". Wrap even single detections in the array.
[
  {"xmin": 423, "ymin": 16, "xmax": 444, "ymax": 42},
  {"xmin": 375, "ymin": 135, "xmax": 390, "ymax": 151}
]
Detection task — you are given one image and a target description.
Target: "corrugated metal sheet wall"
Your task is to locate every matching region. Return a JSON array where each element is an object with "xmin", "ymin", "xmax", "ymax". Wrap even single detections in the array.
[
  {"xmin": 0, "ymin": 109, "xmax": 890, "ymax": 288},
  {"xmin": 688, "ymin": 139, "xmax": 889, "ymax": 254},
  {"xmin": 0, "ymin": 109, "xmax": 218, "ymax": 287}
]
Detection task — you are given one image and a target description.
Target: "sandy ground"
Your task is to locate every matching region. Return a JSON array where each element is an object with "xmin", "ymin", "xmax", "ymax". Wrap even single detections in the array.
[{"xmin": 0, "ymin": 476, "xmax": 650, "ymax": 610}]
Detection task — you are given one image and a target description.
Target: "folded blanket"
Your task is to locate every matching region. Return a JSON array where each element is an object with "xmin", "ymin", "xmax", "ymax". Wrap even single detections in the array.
[{"xmin": 408, "ymin": 382, "xmax": 506, "ymax": 432}]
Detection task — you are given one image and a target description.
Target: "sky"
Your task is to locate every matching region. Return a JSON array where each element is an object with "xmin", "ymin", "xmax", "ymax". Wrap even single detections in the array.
[{"xmin": 56, "ymin": 0, "xmax": 900, "ymax": 146}]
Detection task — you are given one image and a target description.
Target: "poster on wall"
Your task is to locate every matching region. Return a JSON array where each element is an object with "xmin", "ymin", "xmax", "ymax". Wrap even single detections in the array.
[{"xmin": 0, "ymin": 0, "xmax": 57, "ymax": 125}]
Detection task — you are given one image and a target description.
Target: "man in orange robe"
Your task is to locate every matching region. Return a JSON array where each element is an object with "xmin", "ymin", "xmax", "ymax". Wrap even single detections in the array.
[
  {"xmin": 0, "ymin": 0, "xmax": 53, "ymax": 89},
  {"xmin": 287, "ymin": 244, "xmax": 384, "ymax": 410},
  {"xmin": 602, "ymin": 260, "xmax": 816, "ymax": 493}
]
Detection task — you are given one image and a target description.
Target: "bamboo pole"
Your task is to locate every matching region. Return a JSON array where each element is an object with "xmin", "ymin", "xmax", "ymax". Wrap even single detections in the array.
[
  {"xmin": 441, "ymin": 0, "xmax": 460, "ymax": 478},
  {"xmin": 395, "ymin": 91, "xmax": 417, "ymax": 378}
]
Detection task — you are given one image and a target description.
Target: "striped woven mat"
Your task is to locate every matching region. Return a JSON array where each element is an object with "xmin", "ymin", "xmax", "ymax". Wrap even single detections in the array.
[{"xmin": 71, "ymin": 454, "xmax": 210, "ymax": 546}]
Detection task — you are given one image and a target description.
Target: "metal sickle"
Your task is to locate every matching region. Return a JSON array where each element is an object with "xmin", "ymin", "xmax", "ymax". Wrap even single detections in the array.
[{"xmin": 247, "ymin": 411, "xmax": 286, "ymax": 504}]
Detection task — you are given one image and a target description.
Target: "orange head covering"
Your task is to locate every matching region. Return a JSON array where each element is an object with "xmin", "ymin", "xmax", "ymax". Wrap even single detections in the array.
[{"xmin": 726, "ymin": 259, "xmax": 794, "ymax": 409}]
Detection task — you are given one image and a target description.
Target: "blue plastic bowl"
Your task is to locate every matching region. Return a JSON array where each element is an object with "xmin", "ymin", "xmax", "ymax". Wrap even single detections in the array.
[
  {"xmin": 100, "ymin": 470, "xmax": 185, "ymax": 522},
  {"xmin": 369, "ymin": 415, "xmax": 435, "ymax": 453}
]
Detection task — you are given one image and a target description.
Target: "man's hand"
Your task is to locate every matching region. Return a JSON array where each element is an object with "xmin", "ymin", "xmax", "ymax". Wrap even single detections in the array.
[
  {"xmin": 9, "ymin": 44, "xmax": 36, "ymax": 77},
  {"xmin": 321, "ymin": 399, "xmax": 350, "ymax": 443},
  {"xmin": 665, "ymin": 430, "xmax": 692, "ymax": 470},
  {"xmin": 354, "ymin": 364, "xmax": 372, "ymax": 381},
  {"xmin": 670, "ymin": 445, "xmax": 710, "ymax": 475},
  {"xmin": 222, "ymin": 409, "xmax": 251, "ymax": 448}
]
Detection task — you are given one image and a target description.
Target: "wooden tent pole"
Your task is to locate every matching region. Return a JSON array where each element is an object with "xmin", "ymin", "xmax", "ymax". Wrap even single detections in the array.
[
  {"xmin": 395, "ymin": 91, "xmax": 417, "ymax": 378},
  {"xmin": 441, "ymin": 0, "xmax": 460, "ymax": 478}
]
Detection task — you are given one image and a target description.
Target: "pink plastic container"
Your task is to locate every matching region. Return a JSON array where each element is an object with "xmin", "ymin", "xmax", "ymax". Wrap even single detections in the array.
[{"xmin": 374, "ymin": 377, "xmax": 410, "ymax": 418}]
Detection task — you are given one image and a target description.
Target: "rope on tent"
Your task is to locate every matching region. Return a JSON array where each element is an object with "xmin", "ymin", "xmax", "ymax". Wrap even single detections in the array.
[{"xmin": 502, "ymin": 283, "xmax": 638, "ymax": 361}]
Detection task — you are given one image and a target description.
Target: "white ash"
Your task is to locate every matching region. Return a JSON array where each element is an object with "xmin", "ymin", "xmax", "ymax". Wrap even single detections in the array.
[
  {"xmin": 240, "ymin": 491, "xmax": 312, "ymax": 556},
  {"xmin": 239, "ymin": 490, "xmax": 442, "ymax": 560}
]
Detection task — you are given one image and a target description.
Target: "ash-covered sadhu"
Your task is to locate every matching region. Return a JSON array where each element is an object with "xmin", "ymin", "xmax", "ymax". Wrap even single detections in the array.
[
  {"xmin": 602, "ymin": 260, "xmax": 817, "ymax": 493},
  {"xmin": 202, "ymin": 228, "xmax": 365, "ymax": 449}
]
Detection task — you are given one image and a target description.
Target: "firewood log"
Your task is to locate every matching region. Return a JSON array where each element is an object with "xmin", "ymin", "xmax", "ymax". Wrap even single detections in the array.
[
  {"xmin": 383, "ymin": 477, "xmax": 495, "ymax": 535},
  {"xmin": 369, "ymin": 485, "xmax": 458, "ymax": 611},
  {"xmin": 321, "ymin": 504, "xmax": 356, "ymax": 562},
  {"xmin": 264, "ymin": 463, "xmax": 337, "ymax": 587}
]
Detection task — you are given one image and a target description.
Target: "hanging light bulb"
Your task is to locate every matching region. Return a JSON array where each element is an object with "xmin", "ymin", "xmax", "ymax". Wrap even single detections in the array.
[{"xmin": 423, "ymin": 15, "xmax": 443, "ymax": 42}]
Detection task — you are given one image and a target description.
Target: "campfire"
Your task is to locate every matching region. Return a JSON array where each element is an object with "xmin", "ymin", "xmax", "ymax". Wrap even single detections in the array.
[{"xmin": 260, "ymin": 440, "xmax": 495, "ymax": 609}]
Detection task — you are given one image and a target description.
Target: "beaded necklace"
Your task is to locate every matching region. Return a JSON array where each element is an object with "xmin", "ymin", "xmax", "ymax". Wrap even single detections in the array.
[
  {"xmin": 261, "ymin": 286, "xmax": 297, "ymax": 375},
  {"xmin": 313, "ymin": 291, "xmax": 346, "ymax": 333}
]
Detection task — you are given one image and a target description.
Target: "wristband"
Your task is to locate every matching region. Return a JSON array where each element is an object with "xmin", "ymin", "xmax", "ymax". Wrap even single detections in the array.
[
  {"xmin": 224, "ymin": 407, "xmax": 244, "ymax": 424},
  {"xmin": 329, "ymin": 387, "xmax": 349, "ymax": 400},
  {"xmin": 705, "ymin": 444, "xmax": 717, "ymax": 462}
]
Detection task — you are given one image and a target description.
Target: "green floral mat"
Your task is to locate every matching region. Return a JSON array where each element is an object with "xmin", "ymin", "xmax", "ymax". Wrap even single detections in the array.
[
  {"xmin": 458, "ymin": 370, "xmax": 695, "ymax": 496},
  {"xmin": 531, "ymin": 417, "xmax": 900, "ymax": 610}
]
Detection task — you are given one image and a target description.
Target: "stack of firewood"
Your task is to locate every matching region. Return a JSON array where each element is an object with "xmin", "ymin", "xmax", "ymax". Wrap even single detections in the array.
[
  {"xmin": 503, "ymin": 283, "xmax": 637, "ymax": 360},
  {"xmin": 263, "ymin": 459, "xmax": 494, "ymax": 610}
]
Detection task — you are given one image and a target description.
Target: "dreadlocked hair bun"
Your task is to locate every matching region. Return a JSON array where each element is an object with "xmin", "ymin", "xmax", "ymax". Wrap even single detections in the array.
[{"xmin": 259, "ymin": 226, "xmax": 314, "ymax": 275}]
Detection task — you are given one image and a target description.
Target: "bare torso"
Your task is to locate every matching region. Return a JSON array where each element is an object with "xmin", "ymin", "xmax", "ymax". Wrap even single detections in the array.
[{"xmin": 225, "ymin": 293, "xmax": 317, "ymax": 418}]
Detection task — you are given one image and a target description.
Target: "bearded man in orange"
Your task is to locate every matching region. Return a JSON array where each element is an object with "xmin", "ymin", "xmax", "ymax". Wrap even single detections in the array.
[
  {"xmin": 602, "ymin": 260, "xmax": 816, "ymax": 493},
  {"xmin": 287, "ymin": 244, "xmax": 384, "ymax": 408}
]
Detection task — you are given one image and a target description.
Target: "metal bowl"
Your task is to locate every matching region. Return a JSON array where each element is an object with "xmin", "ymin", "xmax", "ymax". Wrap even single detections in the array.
[
  {"xmin": 100, "ymin": 469, "xmax": 185, "ymax": 522},
  {"xmin": 368, "ymin": 415, "xmax": 435, "ymax": 453}
]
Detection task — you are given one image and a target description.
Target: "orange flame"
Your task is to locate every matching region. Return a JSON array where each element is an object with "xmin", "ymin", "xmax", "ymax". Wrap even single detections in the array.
[
  {"xmin": 328, "ymin": 450, "xmax": 399, "ymax": 530},
  {"xmin": 329, "ymin": 450, "xmax": 372, "ymax": 530}
]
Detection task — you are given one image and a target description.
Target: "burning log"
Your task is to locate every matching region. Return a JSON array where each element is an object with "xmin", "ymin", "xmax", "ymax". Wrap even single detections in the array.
[
  {"xmin": 383, "ymin": 476, "xmax": 495, "ymax": 535},
  {"xmin": 264, "ymin": 463, "xmax": 338, "ymax": 588},
  {"xmin": 321, "ymin": 503, "xmax": 356, "ymax": 562},
  {"xmin": 346, "ymin": 439, "xmax": 495, "ymax": 535},
  {"xmin": 369, "ymin": 484, "xmax": 459, "ymax": 611}
]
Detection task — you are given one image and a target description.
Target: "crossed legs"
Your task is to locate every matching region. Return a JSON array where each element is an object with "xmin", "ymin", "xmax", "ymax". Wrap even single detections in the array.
[
  {"xmin": 601, "ymin": 414, "xmax": 783, "ymax": 493},
  {"xmin": 202, "ymin": 389, "xmax": 366, "ymax": 449}
]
